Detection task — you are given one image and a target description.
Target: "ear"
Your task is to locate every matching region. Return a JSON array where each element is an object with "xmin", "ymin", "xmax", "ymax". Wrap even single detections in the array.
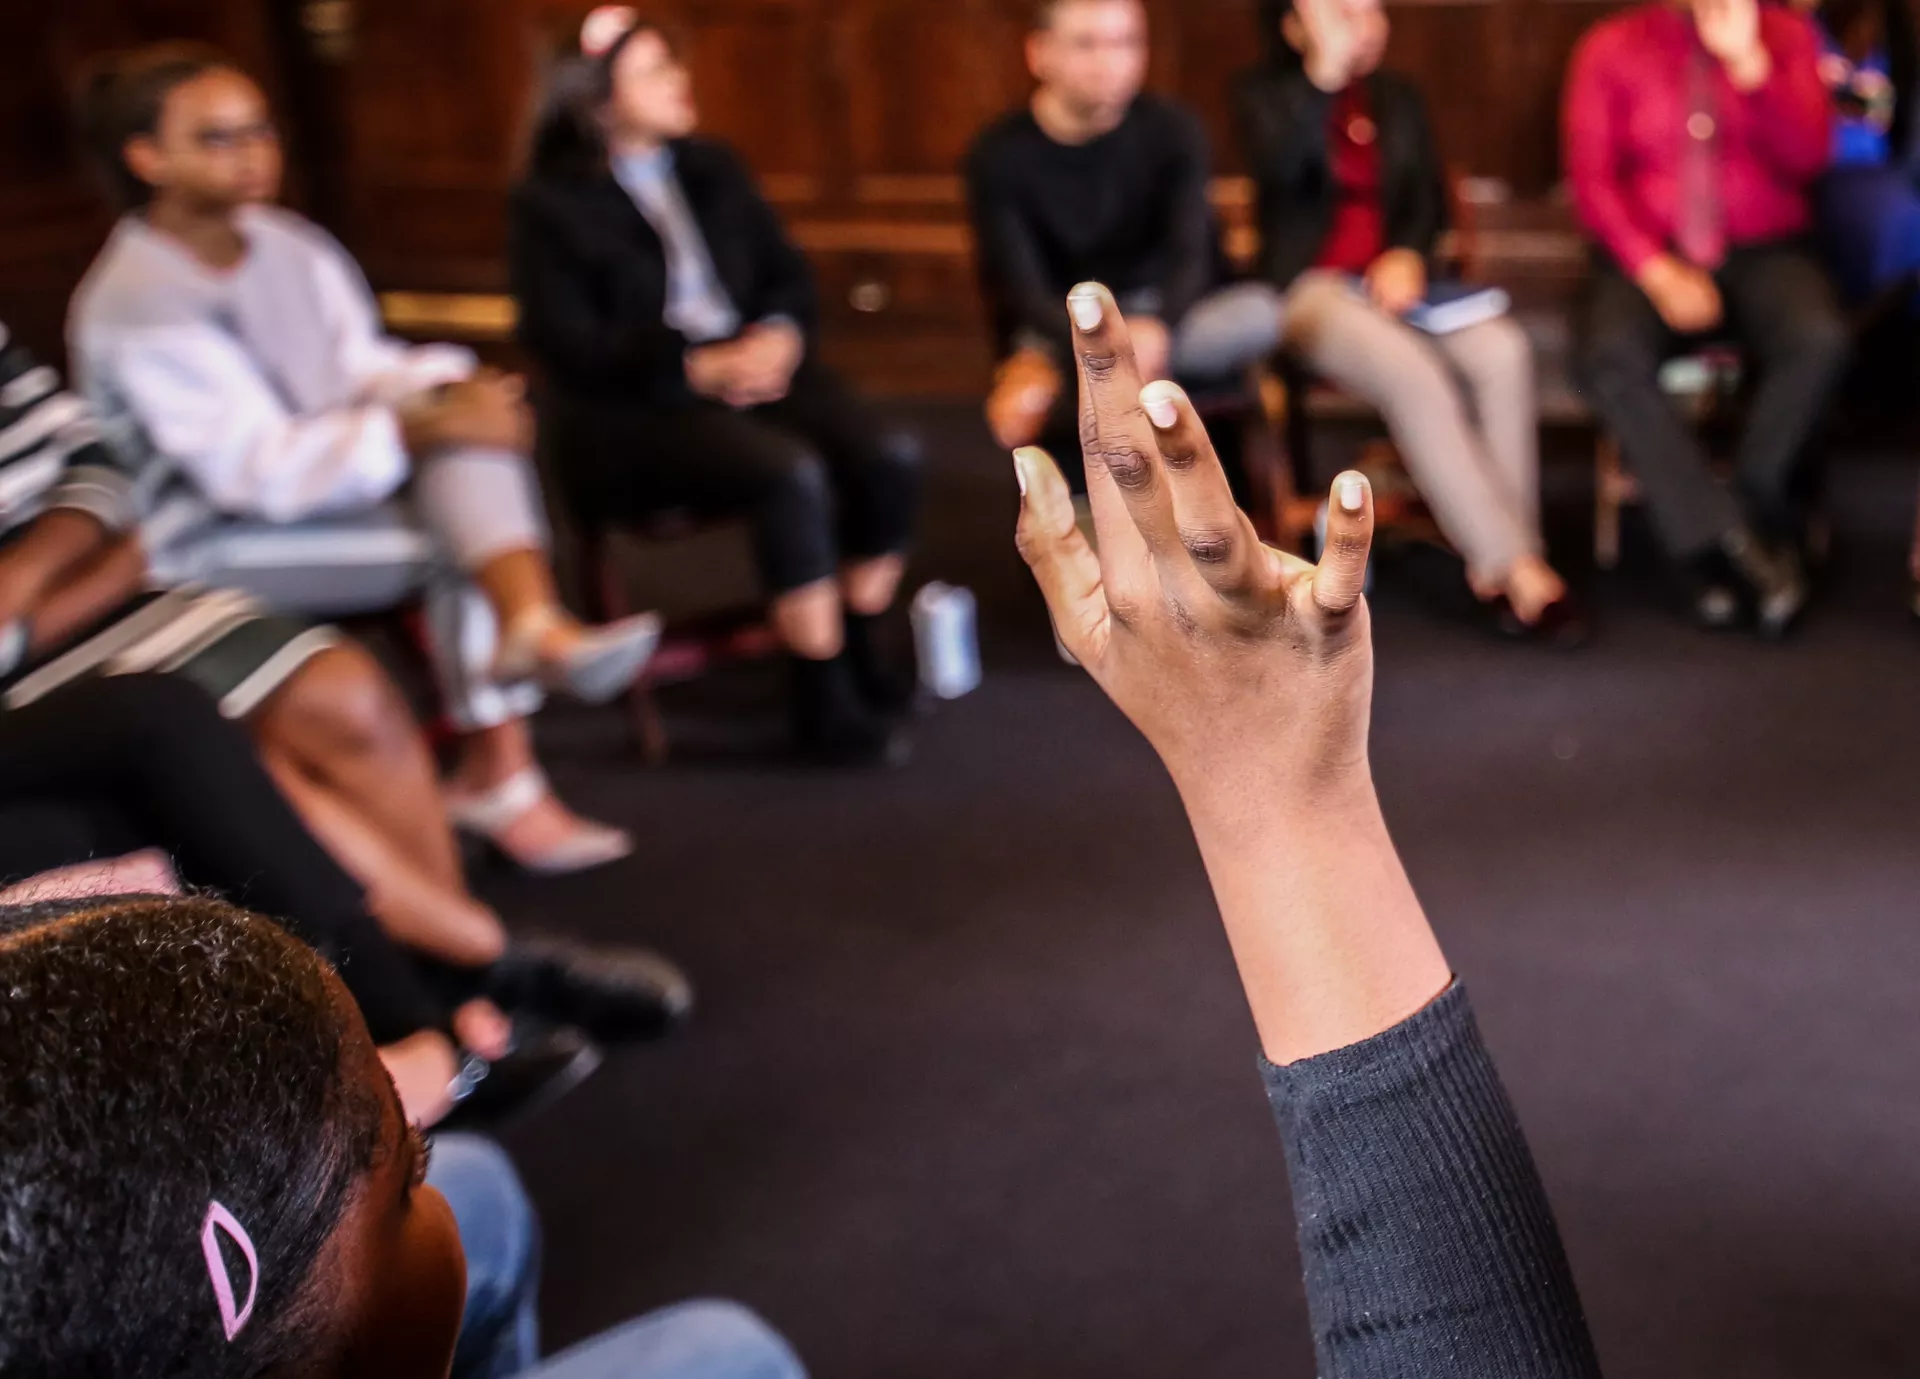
[
  {"xmin": 122, "ymin": 136, "xmax": 165, "ymax": 193},
  {"xmin": 1281, "ymin": 10, "xmax": 1307, "ymax": 51},
  {"xmin": 1025, "ymin": 28, "xmax": 1048, "ymax": 83}
]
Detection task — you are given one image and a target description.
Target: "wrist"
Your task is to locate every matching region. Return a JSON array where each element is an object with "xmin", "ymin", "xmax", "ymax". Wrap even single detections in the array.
[
  {"xmin": 1304, "ymin": 57, "xmax": 1349, "ymax": 93},
  {"xmin": 1724, "ymin": 43, "xmax": 1771, "ymax": 90}
]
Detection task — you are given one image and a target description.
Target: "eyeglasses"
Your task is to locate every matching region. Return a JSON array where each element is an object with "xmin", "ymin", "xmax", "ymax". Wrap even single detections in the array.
[{"xmin": 190, "ymin": 121, "xmax": 279, "ymax": 152}]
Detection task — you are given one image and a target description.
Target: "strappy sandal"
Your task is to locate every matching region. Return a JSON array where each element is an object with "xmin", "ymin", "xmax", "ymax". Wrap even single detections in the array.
[{"xmin": 443, "ymin": 767, "xmax": 633, "ymax": 876}]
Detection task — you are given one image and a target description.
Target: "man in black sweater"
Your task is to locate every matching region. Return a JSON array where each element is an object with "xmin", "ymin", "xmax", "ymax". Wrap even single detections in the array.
[{"xmin": 965, "ymin": 0, "xmax": 1286, "ymax": 466}]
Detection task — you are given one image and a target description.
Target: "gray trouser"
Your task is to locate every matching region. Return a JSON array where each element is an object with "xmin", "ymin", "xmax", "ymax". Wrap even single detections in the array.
[
  {"xmin": 148, "ymin": 446, "xmax": 550, "ymax": 731},
  {"xmin": 1283, "ymin": 270, "xmax": 1543, "ymax": 582}
]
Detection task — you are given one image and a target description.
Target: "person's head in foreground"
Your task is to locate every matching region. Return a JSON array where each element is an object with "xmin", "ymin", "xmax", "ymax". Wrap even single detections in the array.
[
  {"xmin": 78, "ymin": 42, "xmax": 283, "ymax": 213},
  {"xmin": 529, "ymin": 6, "xmax": 698, "ymax": 180},
  {"xmin": 0, "ymin": 897, "xmax": 466, "ymax": 1378},
  {"xmin": 1028, "ymin": 0, "xmax": 1150, "ymax": 126}
]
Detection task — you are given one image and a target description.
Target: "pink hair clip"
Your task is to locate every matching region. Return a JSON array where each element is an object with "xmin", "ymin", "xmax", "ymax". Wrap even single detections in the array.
[
  {"xmin": 580, "ymin": 5, "xmax": 640, "ymax": 58},
  {"xmin": 200, "ymin": 1201, "xmax": 260, "ymax": 1342}
]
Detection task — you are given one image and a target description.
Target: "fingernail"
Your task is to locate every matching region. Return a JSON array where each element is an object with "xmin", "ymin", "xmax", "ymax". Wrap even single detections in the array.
[
  {"xmin": 1068, "ymin": 286, "xmax": 1104, "ymax": 332},
  {"xmin": 1338, "ymin": 473, "xmax": 1366, "ymax": 513},
  {"xmin": 1012, "ymin": 447, "xmax": 1037, "ymax": 498},
  {"xmin": 1140, "ymin": 381, "xmax": 1180, "ymax": 429}
]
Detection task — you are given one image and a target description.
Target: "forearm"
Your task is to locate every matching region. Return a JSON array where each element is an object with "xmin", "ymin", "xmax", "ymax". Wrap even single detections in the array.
[
  {"xmin": 1264, "ymin": 981, "xmax": 1603, "ymax": 1379},
  {"xmin": 26, "ymin": 538, "xmax": 146, "ymax": 654},
  {"xmin": 1180, "ymin": 768, "xmax": 1450, "ymax": 1066},
  {"xmin": 0, "ymin": 509, "xmax": 113, "ymax": 614}
]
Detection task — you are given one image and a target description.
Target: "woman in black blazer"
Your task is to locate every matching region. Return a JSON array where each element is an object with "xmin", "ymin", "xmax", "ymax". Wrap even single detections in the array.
[
  {"xmin": 1237, "ymin": 0, "xmax": 1578, "ymax": 639},
  {"xmin": 511, "ymin": 10, "xmax": 920, "ymax": 765}
]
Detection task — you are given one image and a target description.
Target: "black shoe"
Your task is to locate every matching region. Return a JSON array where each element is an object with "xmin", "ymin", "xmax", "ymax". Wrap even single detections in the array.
[
  {"xmin": 484, "ymin": 938, "xmax": 695, "ymax": 1042},
  {"xmin": 439, "ymin": 1026, "xmax": 603, "ymax": 1132},
  {"xmin": 1678, "ymin": 550, "xmax": 1745, "ymax": 632},
  {"xmin": 844, "ymin": 610, "xmax": 920, "ymax": 716},
  {"xmin": 791, "ymin": 653, "xmax": 911, "ymax": 767},
  {"xmin": 1720, "ymin": 527, "xmax": 1808, "ymax": 640},
  {"xmin": 1495, "ymin": 593, "xmax": 1591, "ymax": 649}
]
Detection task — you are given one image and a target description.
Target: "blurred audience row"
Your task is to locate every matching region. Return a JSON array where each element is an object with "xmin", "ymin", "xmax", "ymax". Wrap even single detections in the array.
[{"xmin": 2, "ymin": 0, "xmax": 1917, "ymax": 1375}]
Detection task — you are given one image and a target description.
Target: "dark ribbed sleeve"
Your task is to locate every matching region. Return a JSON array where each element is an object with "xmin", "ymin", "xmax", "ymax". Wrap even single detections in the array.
[{"xmin": 1261, "ymin": 981, "xmax": 1603, "ymax": 1379}]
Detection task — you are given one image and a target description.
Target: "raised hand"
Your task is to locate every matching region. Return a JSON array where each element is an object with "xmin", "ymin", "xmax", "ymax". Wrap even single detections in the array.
[
  {"xmin": 1013, "ymin": 283, "xmax": 1447, "ymax": 1065},
  {"xmin": 1695, "ymin": 0, "xmax": 1771, "ymax": 88},
  {"xmin": 1298, "ymin": 0, "xmax": 1362, "ymax": 92},
  {"xmin": 1015, "ymin": 282, "xmax": 1376, "ymax": 811}
]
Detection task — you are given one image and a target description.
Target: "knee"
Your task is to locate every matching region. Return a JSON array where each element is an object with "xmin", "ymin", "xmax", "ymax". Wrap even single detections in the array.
[
  {"xmin": 871, "ymin": 430, "xmax": 924, "ymax": 495},
  {"xmin": 757, "ymin": 445, "xmax": 833, "ymax": 516},
  {"xmin": 637, "ymin": 1300, "xmax": 807, "ymax": 1379},
  {"xmin": 1575, "ymin": 323, "xmax": 1655, "ymax": 395},
  {"xmin": 265, "ymin": 643, "xmax": 415, "ymax": 760},
  {"xmin": 1783, "ymin": 309, "xmax": 1851, "ymax": 378},
  {"xmin": 427, "ymin": 1134, "xmax": 540, "ymax": 1311},
  {"xmin": 1473, "ymin": 318, "xmax": 1536, "ymax": 388}
]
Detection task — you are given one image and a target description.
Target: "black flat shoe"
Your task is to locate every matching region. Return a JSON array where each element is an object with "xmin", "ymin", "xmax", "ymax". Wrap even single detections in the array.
[
  {"xmin": 1720, "ymin": 528, "xmax": 1808, "ymax": 640},
  {"xmin": 438, "ymin": 1026, "xmax": 603, "ymax": 1133},
  {"xmin": 484, "ymin": 938, "xmax": 695, "ymax": 1043},
  {"xmin": 790, "ymin": 652, "xmax": 912, "ymax": 768},
  {"xmin": 1495, "ymin": 594, "xmax": 1592, "ymax": 649}
]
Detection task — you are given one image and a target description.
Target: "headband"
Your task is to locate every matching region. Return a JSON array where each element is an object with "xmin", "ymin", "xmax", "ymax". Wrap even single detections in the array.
[
  {"xmin": 580, "ymin": 5, "xmax": 640, "ymax": 58},
  {"xmin": 200, "ymin": 1201, "xmax": 260, "ymax": 1342}
]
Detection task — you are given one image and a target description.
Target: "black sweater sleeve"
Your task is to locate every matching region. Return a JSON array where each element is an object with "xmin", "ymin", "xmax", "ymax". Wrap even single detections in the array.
[
  {"xmin": 1234, "ymin": 66, "xmax": 1337, "ymax": 289},
  {"xmin": 726, "ymin": 150, "xmax": 820, "ymax": 339},
  {"xmin": 1158, "ymin": 107, "xmax": 1220, "ymax": 328},
  {"xmin": 1382, "ymin": 80, "xmax": 1448, "ymax": 260},
  {"xmin": 965, "ymin": 133, "xmax": 1076, "ymax": 357},
  {"xmin": 1262, "ymin": 981, "xmax": 1603, "ymax": 1379},
  {"xmin": 508, "ymin": 182, "xmax": 691, "ymax": 393}
]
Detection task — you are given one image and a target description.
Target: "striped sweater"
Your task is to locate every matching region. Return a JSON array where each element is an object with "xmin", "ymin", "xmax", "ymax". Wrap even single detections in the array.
[{"xmin": 0, "ymin": 325, "xmax": 137, "ymax": 543}]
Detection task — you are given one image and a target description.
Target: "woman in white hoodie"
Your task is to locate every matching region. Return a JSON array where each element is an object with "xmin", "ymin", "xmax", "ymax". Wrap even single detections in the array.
[{"xmin": 69, "ymin": 43, "xmax": 660, "ymax": 874}]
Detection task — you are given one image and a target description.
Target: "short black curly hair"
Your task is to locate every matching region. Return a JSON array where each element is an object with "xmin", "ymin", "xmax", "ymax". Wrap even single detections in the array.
[
  {"xmin": 73, "ymin": 42, "xmax": 237, "ymax": 209},
  {"xmin": 0, "ymin": 896, "xmax": 387, "ymax": 1378}
]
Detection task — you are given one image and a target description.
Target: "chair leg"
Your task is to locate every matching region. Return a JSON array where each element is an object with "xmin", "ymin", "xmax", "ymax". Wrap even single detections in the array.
[
  {"xmin": 632, "ymin": 682, "xmax": 671, "ymax": 767},
  {"xmin": 1595, "ymin": 435, "xmax": 1624, "ymax": 571}
]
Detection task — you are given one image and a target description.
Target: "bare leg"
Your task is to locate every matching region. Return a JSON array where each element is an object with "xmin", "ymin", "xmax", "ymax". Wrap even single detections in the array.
[
  {"xmin": 772, "ymin": 577, "xmax": 845, "ymax": 658},
  {"xmin": 842, "ymin": 554, "xmax": 905, "ymax": 616},
  {"xmin": 250, "ymin": 644, "xmax": 464, "ymax": 888},
  {"xmin": 264, "ymin": 749, "xmax": 508, "ymax": 966}
]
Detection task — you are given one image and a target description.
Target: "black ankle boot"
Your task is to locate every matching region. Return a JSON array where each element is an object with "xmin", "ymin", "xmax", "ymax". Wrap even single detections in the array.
[
  {"xmin": 844, "ymin": 610, "xmax": 919, "ymax": 716},
  {"xmin": 790, "ymin": 653, "xmax": 909, "ymax": 767}
]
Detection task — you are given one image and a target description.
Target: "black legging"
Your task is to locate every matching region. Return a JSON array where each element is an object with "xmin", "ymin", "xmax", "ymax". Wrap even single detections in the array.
[
  {"xmin": 550, "ymin": 359, "xmax": 921, "ymax": 594},
  {"xmin": 0, "ymin": 674, "xmax": 443, "ymax": 1044}
]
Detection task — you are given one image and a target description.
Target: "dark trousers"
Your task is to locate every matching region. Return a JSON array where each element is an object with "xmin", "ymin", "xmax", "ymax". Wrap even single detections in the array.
[
  {"xmin": 553, "ymin": 360, "xmax": 921, "ymax": 595},
  {"xmin": 0, "ymin": 674, "xmax": 443, "ymax": 1043},
  {"xmin": 1575, "ymin": 241, "xmax": 1850, "ymax": 558}
]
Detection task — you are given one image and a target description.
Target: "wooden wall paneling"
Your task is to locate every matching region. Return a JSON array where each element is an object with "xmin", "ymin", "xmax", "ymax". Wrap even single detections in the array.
[
  {"xmin": 1378, "ymin": 0, "xmax": 1515, "ymax": 185},
  {"xmin": 310, "ymin": 0, "xmax": 541, "ymax": 290},
  {"xmin": 1149, "ymin": 0, "xmax": 1265, "ymax": 176},
  {"xmin": 2, "ymin": 0, "xmax": 292, "ymax": 360},
  {"xmin": 1510, "ymin": 0, "xmax": 1633, "ymax": 196}
]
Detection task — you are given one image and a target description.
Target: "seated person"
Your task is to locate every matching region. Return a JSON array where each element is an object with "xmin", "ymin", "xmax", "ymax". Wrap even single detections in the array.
[
  {"xmin": 965, "ymin": 0, "xmax": 1287, "ymax": 474},
  {"xmin": 69, "ymin": 43, "xmax": 661, "ymax": 870},
  {"xmin": 1799, "ymin": 0, "xmax": 1920, "ymax": 304},
  {"xmin": 0, "ymin": 673, "xmax": 694, "ymax": 1129},
  {"xmin": 1566, "ymin": 0, "xmax": 1846, "ymax": 636},
  {"xmin": 1237, "ymin": 0, "xmax": 1580, "ymax": 639},
  {"xmin": 510, "ymin": 9, "xmax": 920, "ymax": 768},
  {"xmin": 0, "ymin": 321, "xmax": 579, "ymax": 984},
  {"xmin": 0, "ymin": 895, "xmax": 803, "ymax": 1379}
]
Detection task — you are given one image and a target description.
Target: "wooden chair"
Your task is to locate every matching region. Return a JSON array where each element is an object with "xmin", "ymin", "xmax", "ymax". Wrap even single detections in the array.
[{"xmin": 577, "ymin": 514, "xmax": 780, "ymax": 766}]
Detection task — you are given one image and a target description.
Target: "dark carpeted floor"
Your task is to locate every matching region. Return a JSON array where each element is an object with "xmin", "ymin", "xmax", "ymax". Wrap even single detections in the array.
[{"xmin": 483, "ymin": 404, "xmax": 1920, "ymax": 1379}]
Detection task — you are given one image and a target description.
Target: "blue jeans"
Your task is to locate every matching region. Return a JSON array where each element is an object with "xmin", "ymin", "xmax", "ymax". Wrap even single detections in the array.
[{"xmin": 430, "ymin": 1135, "xmax": 805, "ymax": 1379}]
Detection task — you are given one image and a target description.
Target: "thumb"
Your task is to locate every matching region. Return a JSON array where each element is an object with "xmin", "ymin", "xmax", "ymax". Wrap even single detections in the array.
[
  {"xmin": 1013, "ymin": 447, "xmax": 1108, "ymax": 661},
  {"xmin": 1312, "ymin": 471, "xmax": 1374, "ymax": 618}
]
